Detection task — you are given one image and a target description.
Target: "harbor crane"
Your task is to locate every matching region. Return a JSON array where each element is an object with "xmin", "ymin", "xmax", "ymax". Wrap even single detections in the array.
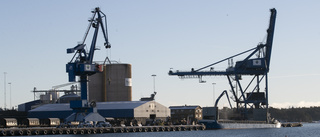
[
  {"xmin": 169, "ymin": 9, "xmax": 277, "ymax": 121},
  {"xmin": 65, "ymin": 7, "xmax": 111, "ymax": 122}
]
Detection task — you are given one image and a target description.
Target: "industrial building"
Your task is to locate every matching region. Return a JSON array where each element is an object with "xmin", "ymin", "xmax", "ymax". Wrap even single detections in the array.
[
  {"xmin": 169, "ymin": 105, "xmax": 202, "ymax": 125},
  {"xmin": 89, "ymin": 64, "xmax": 132, "ymax": 102},
  {"xmin": 18, "ymin": 63, "xmax": 131, "ymax": 103},
  {"xmin": 28, "ymin": 101, "xmax": 170, "ymax": 125},
  {"xmin": 18, "ymin": 100, "xmax": 41, "ymax": 112},
  {"xmin": 18, "ymin": 63, "xmax": 131, "ymax": 111}
]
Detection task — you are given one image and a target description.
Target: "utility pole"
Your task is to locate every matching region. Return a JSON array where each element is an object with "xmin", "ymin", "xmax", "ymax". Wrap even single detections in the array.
[
  {"xmin": 152, "ymin": 74, "xmax": 156, "ymax": 93},
  {"xmin": 8, "ymin": 82, "xmax": 11, "ymax": 109},
  {"xmin": 4, "ymin": 72, "xmax": 7, "ymax": 110},
  {"xmin": 212, "ymin": 83, "xmax": 216, "ymax": 105}
]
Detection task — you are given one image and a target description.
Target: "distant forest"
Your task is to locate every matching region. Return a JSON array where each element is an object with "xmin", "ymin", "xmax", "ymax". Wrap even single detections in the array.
[{"xmin": 269, "ymin": 107, "xmax": 320, "ymax": 122}]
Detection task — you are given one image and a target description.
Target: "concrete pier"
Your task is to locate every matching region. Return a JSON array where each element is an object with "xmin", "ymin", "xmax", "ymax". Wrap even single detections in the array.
[{"xmin": 0, "ymin": 125, "xmax": 205, "ymax": 136}]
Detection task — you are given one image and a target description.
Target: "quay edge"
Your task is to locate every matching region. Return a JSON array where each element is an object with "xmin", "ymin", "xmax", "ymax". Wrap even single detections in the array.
[{"xmin": 0, "ymin": 125, "xmax": 205, "ymax": 136}]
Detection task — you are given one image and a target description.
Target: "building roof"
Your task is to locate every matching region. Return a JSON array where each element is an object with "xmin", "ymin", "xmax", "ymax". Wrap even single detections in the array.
[
  {"xmin": 59, "ymin": 94, "xmax": 80, "ymax": 99},
  {"xmin": 169, "ymin": 105, "xmax": 201, "ymax": 110},
  {"xmin": 29, "ymin": 101, "xmax": 149, "ymax": 112},
  {"xmin": 96, "ymin": 101, "xmax": 149, "ymax": 110},
  {"xmin": 29, "ymin": 103, "xmax": 71, "ymax": 112},
  {"xmin": 21, "ymin": 99, "xmax": 42, "ymax": 105}
]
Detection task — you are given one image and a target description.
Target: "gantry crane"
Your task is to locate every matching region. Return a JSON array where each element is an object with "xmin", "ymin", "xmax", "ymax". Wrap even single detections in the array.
[
  {"xmin": 65, "ymin": 7, "xmax": 111, "ymax": 122},
  {"xmin": 169, "ymin": 8, "xmax": 277, "ymax": 121}
]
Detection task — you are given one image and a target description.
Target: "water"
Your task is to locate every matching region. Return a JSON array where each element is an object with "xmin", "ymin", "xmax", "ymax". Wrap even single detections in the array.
[{"xmin": 11, "ymin": 123, "xmax": 320, "ymax": 137}]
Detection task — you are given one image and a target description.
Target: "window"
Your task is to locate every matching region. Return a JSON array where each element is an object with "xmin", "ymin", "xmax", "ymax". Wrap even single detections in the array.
[{"xmin": 150, "ymin": 103, "xmax": 155, "ymax": 109}]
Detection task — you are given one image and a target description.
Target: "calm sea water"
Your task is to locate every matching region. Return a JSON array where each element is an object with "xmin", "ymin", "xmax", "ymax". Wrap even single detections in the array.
[{"xmin": 11, "ymin": 123, "xmax": 320, "ymax": 137}]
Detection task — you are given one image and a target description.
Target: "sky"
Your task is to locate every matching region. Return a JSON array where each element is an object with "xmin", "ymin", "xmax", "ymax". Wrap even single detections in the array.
[{"xmin": 0, "ymin": 0, "xmax": 320, "ymax": 109}]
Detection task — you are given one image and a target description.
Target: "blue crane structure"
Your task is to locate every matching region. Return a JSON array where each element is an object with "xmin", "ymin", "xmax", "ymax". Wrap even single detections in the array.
[
  {"xmin": 169, "ymin": 8, "xmax": 277, "ymax": 120},
  {"xmin": 65, "ymin": 7, "xmax": 111, "ymax": 122}
]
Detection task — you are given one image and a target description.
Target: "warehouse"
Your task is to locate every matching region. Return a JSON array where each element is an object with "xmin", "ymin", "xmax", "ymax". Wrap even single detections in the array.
[{"xmin": 28, "ymin": 101, "xmax": 170, "ymax": 125}]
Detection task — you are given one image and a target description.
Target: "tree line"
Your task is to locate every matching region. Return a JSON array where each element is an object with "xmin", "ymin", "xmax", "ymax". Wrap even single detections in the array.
[{"xmin": 269, "ymin": 107, "xmax": 320, "ymax": 122}]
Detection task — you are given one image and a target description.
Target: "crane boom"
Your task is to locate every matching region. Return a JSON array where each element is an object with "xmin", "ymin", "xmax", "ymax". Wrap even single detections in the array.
[
  {"xmin": 214, "ymin": 90, "xmax": 232, "ymax": 109},
  {"xmin": 265, "ymin": 8, "xmax": 277, "ymax": 71},
  {"xmin": 169, "ymin": 8, "xmax": 277, "ymax": 77}
]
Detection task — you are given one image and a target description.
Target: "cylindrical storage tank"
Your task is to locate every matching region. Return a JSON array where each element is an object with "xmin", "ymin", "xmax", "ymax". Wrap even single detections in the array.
[
  {"xmin": 105, "ymin": 64, "xmax": 132, "ymax": 102},
  {"xmin": 89, "ymin": 64, "xmax": 132, "ymax": 102},
  {"xmin": 51, "ymin": 91, "xmax": 60, "ymax": 103}
]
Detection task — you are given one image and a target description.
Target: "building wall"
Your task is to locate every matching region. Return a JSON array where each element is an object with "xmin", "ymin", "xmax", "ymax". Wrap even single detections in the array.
[
  {"xmin": 98, "ymin": 109, "xmax": 134, "ymax": 118},
  {"xmin": 170, "ymin": 106, "xmax": 202, "ymax": 125},
  {"xmin": 134, "ymin": 101, "xmax": 170, "ymax": 118},
  {"xmin": 195, "ymin": 107, "xmax": 203, "ymax": 120},
  {"xmin": 18, "ymin": 100, "xmax": 41, "ymax": 112},
  {"xmin": 134, "ymin": 101, "xmax": 170, "ymax": 125},
  {"xmin": 203, "ymin": 107, "xmax": 218, "ymax": 120},
  {"xmin": 28, "ymin": 111, "xmax": 73, "ymax": 120},
  {"xmin": 89, "ymin": 64, "xmax": 132, "ymax": 102}
]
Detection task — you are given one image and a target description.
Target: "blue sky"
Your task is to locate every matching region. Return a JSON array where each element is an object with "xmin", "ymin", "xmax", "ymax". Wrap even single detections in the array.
[{"xmin": 1, "ymin": 1, "xmax": 320, "ymax": 109}]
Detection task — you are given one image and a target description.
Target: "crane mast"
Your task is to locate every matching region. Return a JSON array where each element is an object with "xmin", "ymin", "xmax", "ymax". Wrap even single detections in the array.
[
  {"xmin": 169, "ymin": 9, "xmax": 277, "ymax": 121},
  {"xmin": 65, "ymin": 7, "xmax": 111, "ymax": 122}
]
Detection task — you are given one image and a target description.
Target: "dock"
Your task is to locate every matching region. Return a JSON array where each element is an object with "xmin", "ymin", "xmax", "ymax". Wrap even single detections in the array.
[
  {"xmin": 0, "ymin": 125, "xmax": 205, "ymax": 136},
  {"xmin": 281, "ymin": 123, "xmax": 303, "ymax": 127}
]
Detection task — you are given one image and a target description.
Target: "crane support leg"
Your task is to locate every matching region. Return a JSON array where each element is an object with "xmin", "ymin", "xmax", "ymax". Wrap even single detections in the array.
[
  {"xmin": 227, "ymin": 75, "xmax": 239, "ymax": 109},
  {"xmin": 80, "ymin": 75, "xmax": 88, "ymax": 100}
]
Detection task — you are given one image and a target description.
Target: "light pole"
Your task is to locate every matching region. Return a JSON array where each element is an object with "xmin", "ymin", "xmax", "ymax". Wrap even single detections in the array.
[
  {"xmin": 151, "ymin": 74, "xmax": 157, "ymax": 117},
  {"xmin": 4, "ymin": 72, "xmax": 7, "ymax": 110},
  {"xmin": 212, "ymin": 83, "xmax": 216, "ymax": 105},
  {"xmin": 151, "ymin": 74, "xmax": 156, "ymax": 93},
  {"xmin": 8, "ymin": 82, "xmax": 11, "ymax": 109}
]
